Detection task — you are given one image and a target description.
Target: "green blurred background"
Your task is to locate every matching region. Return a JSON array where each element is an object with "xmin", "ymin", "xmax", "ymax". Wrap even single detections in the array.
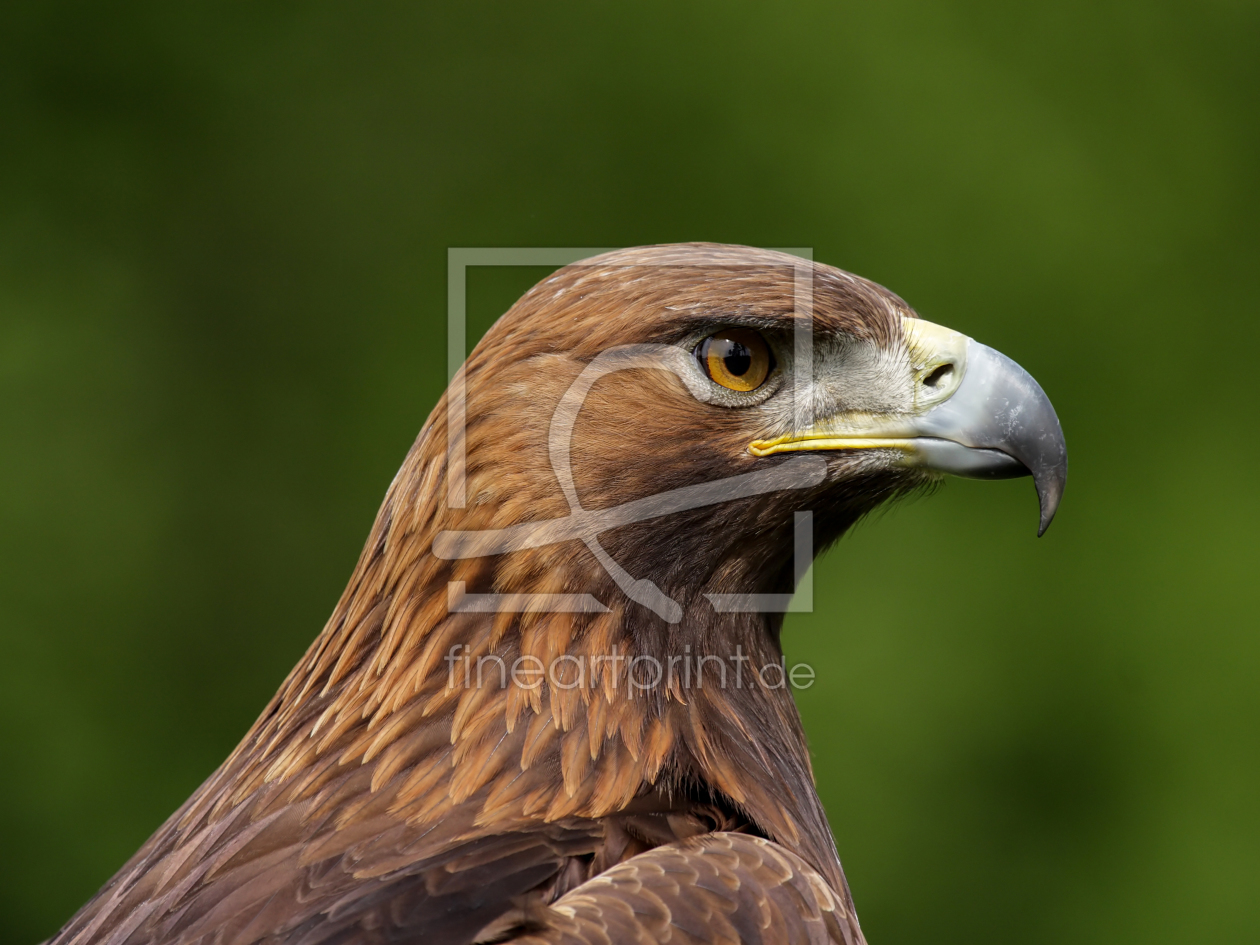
[{"xmin": 2, "ymin": 2, "xmax": 1256, "ymax": 942}]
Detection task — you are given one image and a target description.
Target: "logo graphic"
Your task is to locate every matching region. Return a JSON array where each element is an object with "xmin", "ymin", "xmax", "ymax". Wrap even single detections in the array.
[{"xmin": 435, "ymin": 248, "xmax": 819, "ymax": 622}]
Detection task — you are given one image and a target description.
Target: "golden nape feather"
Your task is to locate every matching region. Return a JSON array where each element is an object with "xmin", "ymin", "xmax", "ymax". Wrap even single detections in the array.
[{"xmin": 51, "ymin": 244, "xmax": 1065, "ymax": 945}]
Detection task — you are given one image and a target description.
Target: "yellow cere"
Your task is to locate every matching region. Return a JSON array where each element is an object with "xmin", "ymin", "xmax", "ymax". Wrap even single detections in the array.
[{"xmin": 747, "ymin": 437, "xmax": 918, "ymax": 457}]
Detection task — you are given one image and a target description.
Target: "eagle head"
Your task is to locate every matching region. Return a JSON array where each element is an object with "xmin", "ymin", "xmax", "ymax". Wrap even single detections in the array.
[{"xmin": 434, "ymin": 242, "xmax": 1065, "ymax": 628}]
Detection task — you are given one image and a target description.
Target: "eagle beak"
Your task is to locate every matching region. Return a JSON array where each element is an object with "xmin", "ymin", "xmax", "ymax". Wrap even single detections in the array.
[{"xmin": 749, "ymin": 317, "xmax": 1068, "ymax": 535}]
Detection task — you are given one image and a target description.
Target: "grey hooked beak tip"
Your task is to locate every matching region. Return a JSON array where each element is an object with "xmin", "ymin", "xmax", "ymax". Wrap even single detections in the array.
[{"xmin": 914, "ymin": 339, "xmax": 1068, "ymax": 536}]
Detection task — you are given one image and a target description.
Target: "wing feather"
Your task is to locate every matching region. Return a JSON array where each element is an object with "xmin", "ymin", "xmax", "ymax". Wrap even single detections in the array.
[{"xmin": 515, "ymin": 833, "xmax": 864, "ymax": 945}]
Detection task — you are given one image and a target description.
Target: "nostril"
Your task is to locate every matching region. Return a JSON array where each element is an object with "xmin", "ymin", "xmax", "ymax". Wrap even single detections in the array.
[{"xmin": 923, "ymin": 363, "xmax": 954, "ymax": 390}]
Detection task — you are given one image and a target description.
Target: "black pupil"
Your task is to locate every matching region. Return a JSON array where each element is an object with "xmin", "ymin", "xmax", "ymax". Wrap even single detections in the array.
[{"xmin": 720, "ymin": 340, "xmax": 752, "ymax": 376}]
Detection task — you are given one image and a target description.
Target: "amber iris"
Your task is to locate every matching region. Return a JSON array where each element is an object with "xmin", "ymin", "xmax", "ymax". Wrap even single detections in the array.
[{"xmin": 698, "ymin": 328, "xmax": 773, "ymax": 392}]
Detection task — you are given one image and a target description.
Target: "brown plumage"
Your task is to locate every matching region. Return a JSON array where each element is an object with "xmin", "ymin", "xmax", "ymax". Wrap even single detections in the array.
[{"xmin": 50, "ymin": 243, "xmax": 1065, "ymax": 945}]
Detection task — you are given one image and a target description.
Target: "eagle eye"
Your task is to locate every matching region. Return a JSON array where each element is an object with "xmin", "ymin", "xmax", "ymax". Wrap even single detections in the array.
[{"xmin": 697, "ymin": 329, "xmax": 773, "ymax": 392}]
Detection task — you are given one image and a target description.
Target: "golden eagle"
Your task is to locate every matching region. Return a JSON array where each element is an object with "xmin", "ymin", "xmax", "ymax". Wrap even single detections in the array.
[{"xmin": 51, "ymin": 244, "xmax": 1066, "ymax": 945}]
